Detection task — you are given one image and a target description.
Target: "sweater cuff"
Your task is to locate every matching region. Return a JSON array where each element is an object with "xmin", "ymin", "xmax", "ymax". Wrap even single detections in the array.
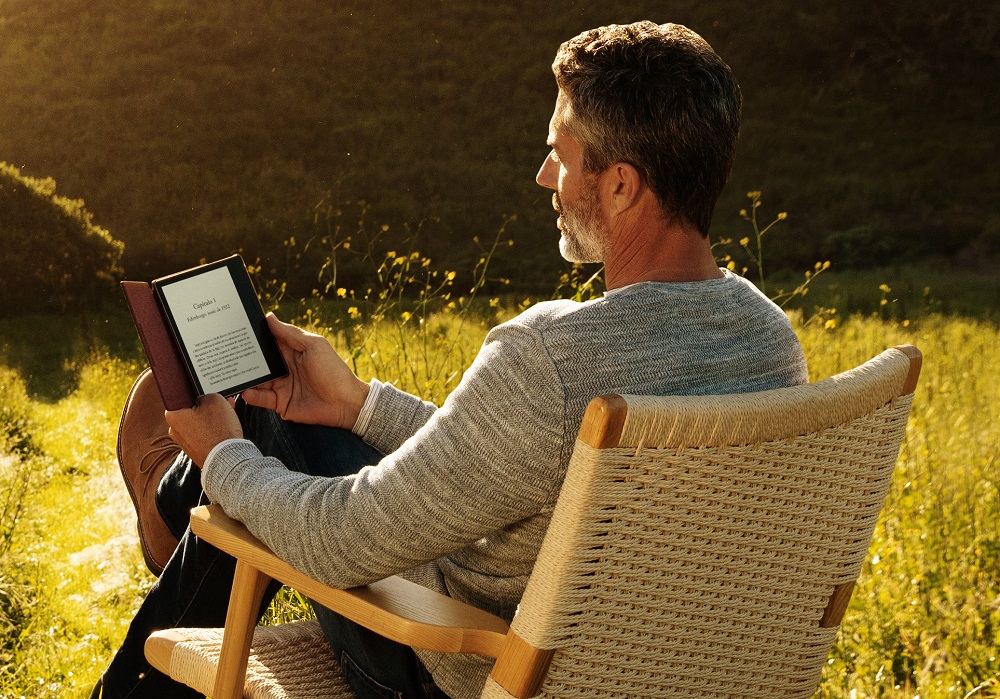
[
  {"xmin": 352, "ymin": 378, "xmax": 384, "ymax": 437},
  {"xmin": 203, "ymin": 438, "xmax": 253, "ymax": 472},
  {"xmin": 201, "ymin": 438, "xmax": 267, "ymax": 505}
]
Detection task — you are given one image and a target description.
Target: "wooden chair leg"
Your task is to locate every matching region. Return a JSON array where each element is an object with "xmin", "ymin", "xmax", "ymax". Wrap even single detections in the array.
[{"xmin": 212, "ymin": 559, "xmax": 272, "ymax": 699}]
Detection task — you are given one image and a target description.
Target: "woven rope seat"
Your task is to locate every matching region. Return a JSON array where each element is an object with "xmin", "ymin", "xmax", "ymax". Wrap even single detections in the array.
[
  {"xmin": 155, "ymin": 621, "xmax": 351, "ymax": 699},
  {"xmin": 147, "ymin": 345, "xmax": 920, "ymax": 699}
]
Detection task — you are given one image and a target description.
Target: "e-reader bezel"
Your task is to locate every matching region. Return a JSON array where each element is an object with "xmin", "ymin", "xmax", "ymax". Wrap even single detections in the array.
[{"xmin": 152, "ymin": 255, "xmax": 288, "ymax": 397}]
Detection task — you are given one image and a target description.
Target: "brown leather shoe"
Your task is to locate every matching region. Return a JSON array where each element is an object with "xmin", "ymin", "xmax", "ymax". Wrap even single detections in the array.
[{"xmin": 117, "ymin": 368, "xmax": 181, "ymax": 575}]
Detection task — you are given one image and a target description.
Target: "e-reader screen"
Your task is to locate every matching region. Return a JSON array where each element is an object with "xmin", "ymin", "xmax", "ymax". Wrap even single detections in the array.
[{"xmin": 153, "ymin": 256, "xmax": 287, "ymax": 396}]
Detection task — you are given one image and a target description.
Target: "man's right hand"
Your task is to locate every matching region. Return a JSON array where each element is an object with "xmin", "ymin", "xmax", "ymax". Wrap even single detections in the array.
[{"xmin": 240, "ymin": 313, "xmax": 370, "ymax": 429}]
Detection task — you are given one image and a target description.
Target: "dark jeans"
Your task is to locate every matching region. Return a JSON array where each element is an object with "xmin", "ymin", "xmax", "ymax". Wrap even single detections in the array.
[{"xmin": 94, "ymin": 399, "xmax": 448, "ymax": 699}]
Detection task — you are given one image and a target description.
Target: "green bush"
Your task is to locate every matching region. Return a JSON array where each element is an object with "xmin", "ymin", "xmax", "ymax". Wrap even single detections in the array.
[{"xmin": 0, "ymin": 162, "xmax": 124, "ymax": 313}]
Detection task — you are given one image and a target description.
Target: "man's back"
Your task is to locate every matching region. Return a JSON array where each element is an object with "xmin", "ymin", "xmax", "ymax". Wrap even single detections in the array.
[{"xmin": 403, "ymin": 271, "xmax": 807, "ymax": 696}]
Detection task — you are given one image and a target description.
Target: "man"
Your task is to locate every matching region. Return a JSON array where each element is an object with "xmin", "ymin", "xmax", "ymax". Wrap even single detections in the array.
[{"xmin": 93, "ymin": 21, "xmax": 807, "ymax": 699}]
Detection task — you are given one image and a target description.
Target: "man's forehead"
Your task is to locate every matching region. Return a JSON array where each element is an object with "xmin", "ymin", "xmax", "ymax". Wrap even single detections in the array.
[
  {"xmin": 548, "ymin": 92, "xmax": 574, "ymax": 140},
  {"xmin": 553, "ymin": 91, "xmax": 573, "ymax": 123}
]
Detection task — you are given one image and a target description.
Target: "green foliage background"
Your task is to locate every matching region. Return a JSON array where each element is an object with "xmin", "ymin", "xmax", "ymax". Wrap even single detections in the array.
[{"xmin": 0, "ymin": 0, "xmax": 997, "ymax": 292}]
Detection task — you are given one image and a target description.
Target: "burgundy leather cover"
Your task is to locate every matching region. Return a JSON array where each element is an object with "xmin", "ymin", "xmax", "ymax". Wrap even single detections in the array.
[{"xmin": 121, "ymin": 281, "xmax": 198, "ymax": 410}]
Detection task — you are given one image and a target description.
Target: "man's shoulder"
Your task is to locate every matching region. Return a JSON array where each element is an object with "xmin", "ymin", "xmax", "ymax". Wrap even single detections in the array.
[
  {"xmin": 504, "ymin": 297, "xmax": 593, "ymax": 330},
  {"xmin": 477, "ymin": 298, "xmax": 606, "ymax": 368},
  {"xmin": 492, "ymin": 295, "xmax": 626, "ymax": 347}
]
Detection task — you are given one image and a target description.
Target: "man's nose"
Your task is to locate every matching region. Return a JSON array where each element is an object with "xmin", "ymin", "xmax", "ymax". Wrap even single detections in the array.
[{"xmin": 536, "ymin": 152, "xmax": 557, "ymax": 189}]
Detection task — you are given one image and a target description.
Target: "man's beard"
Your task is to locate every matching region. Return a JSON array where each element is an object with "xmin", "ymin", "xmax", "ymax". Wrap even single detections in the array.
[{"xmin": 554, "ymin": 181, "xmax": 607, "ymax": 264}]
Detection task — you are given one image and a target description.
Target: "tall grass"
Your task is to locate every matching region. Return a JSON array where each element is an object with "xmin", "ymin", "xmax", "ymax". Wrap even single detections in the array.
[
  {"xmin": 0, "ymin": 355, "xmax": 148, "ymax": 697},
  {"xmin": 801, "ymin": 316, "xmax": 1000, "ymax": 698},
  {"xmin": 0, "ymin": 305, "xmax": 998, "ymax": 696},
  {"xmin": 0, "ymin": 367, "xmax": 38, "ymax": 690}
]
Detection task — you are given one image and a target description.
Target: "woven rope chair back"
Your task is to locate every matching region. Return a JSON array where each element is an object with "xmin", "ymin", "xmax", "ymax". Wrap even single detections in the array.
[{"xmin": 482, "ymin": 347, "xmax": 918, "ymax": 699}]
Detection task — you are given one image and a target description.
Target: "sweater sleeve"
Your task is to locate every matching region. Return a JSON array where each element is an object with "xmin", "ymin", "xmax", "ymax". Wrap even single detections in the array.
[{"xmin": 201, "ymin": 320, "xmax": 567, "ymax": 589}]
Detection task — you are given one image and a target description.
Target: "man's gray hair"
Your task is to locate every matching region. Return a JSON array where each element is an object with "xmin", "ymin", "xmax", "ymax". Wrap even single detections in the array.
[{"xmin": 552, "ymin": 21, "xmax": 742, "ymax": 236}]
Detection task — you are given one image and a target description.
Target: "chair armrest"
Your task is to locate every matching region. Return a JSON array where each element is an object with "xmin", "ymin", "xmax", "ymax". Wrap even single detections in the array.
[{"xmin": 190, "ymin": 504, "xmax": 510, "ymax": 658}]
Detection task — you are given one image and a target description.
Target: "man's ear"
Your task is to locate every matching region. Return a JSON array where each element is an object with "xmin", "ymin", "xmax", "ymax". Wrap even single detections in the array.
[{"xmin": 603, "ymin": 162, "xmax": 644, "ymax": 217}]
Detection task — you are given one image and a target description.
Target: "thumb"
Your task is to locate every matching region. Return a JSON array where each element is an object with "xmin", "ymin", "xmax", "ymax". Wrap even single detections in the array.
[
  {"xmin": 241, "ymin": 385, "xmax": 278, "ymax": 412},
  {"xmin": 266, "ymin": 312, "xmax": 315, "ymax": 352},
  {"xmin": 266, "ymin": 312, "xmax": 295, "ymax": 340}
]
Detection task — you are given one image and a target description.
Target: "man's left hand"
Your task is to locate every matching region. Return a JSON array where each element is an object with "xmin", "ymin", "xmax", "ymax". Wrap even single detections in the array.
[{"xmin": 164, "ymin": 393, "xmax": 243, "ymax": 467}]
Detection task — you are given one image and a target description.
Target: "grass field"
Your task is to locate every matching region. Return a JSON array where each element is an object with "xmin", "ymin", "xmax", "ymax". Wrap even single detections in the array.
[{"xmin": 1, "ymin": 293, "xmax": 998, "ymax": 697}]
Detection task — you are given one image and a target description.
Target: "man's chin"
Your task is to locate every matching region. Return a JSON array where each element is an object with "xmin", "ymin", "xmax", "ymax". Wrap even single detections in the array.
[
  {"xmin": 558, "ymin": 235, "xmax": 579, "ymax": 262},
  {"xmin": 558, "ymin": 235, "xmax": 600, "ymax": 264}
]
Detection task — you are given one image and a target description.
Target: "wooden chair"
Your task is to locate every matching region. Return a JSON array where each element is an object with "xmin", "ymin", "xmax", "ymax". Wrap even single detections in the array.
[{"xmin": 145, "ymin": 345, "xmax": 921, "ymax": 698}]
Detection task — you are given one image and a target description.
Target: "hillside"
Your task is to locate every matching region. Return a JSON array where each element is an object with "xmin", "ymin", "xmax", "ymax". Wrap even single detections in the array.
[{"xmin": 0, "ymin": 0, "xmax": 997, "ymax": 293}]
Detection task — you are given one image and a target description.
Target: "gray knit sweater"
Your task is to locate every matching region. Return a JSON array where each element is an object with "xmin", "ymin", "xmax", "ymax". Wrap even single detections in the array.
[{"xmin": 202, "ymin": 271, "xmax": 808, "ymax": 698}]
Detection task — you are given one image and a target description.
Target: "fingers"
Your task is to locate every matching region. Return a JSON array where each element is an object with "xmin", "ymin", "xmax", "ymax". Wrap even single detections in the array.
[
  {"xmin": 266, "ymin": 314, "xmax": 334, "ymax": 376},
  {"xmin": 198, "ymin": 392, "xmax": 234, "ymax": 411}
]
